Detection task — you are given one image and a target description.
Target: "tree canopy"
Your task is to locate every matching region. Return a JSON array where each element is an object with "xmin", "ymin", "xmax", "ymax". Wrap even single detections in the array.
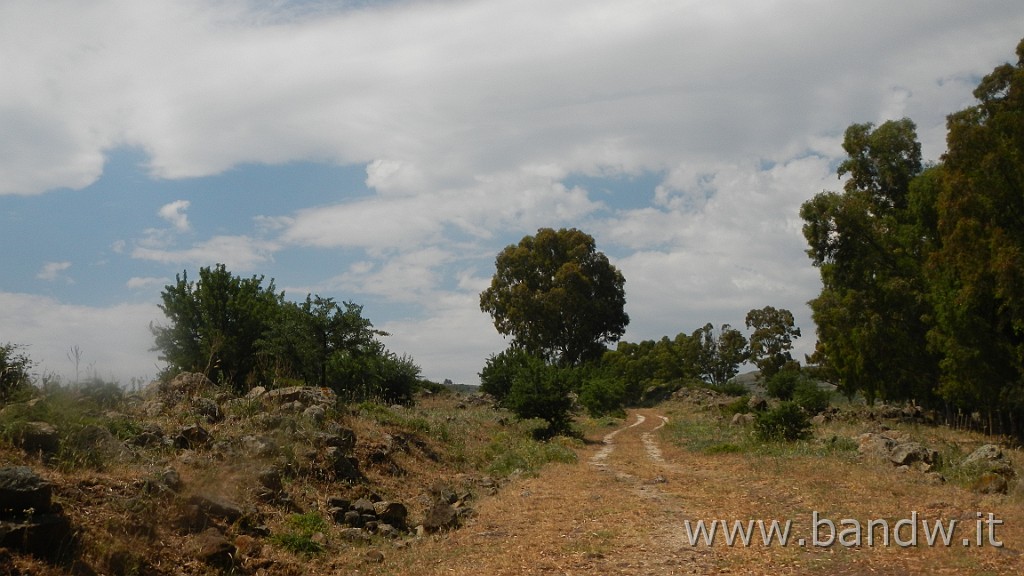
[
  {"xmin": 152, "ymin": 264, "xmax": 419, "ymax": 402},
  {"xmin": 745, "ymin": 306, "xmax": 801, "ymax": 380},
  {"xmin": 479, "ymin": 228, "xmax": 629, "ymax": 366},
  {"xmin": 800, "ymin": 37, "xmax": 1024, "ymax": 434}
]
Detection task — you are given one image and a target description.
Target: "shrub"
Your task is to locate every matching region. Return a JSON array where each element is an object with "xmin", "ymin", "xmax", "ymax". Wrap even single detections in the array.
[
  {"xmin": 705, "ymin": 442, "xmax": 743, "ymax": 454},
  {"xmin": 506, "ymin": 358, "xmax": 576, "ymax": 437},
  {"xmin": 479, "ymin": 348, "xmax": 534, "ymax": 403},
  {"xmin": 722, "ymin": 395, "xmax": 751, "ymax": 416},
  {"xmin": 579, "ymin": 376, "xmax": 627, "ymax": 417},
  {"xmin": 713, "ymin": 380, "xmax": 749, "ymax": 396},
  {"xmin": 792, "ymin": 379, "xmax": 831, "ymax": 414},
  {"xmin": 764, "ymin": 369, "xmax": 801, "ymax": 400},
  {"xmin": 0, "ymin": 343, "xmax": 33, "ymax": 404},
  {"xmin": 754, "ymin": 401, "xmax": 812, "ymax": 442}
]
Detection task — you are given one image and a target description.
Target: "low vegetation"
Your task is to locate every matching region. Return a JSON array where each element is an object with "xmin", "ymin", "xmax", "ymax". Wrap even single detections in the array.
[{"xmin": 0, "ymin": 371, "xmax": 581, "ymax": 575}]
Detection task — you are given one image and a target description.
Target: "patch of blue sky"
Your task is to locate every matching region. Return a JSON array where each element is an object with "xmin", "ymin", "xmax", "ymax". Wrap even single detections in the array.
[
  {"xmin": 562, "ymin": 169, "xmax": 666, "ymax": 213},
  {"xmin": 1, "ymin": 148, "xmax": 374, "ymax": 307}
]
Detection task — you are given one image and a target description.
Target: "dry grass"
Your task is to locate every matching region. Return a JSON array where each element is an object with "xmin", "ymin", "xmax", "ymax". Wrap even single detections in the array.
[
  {"xmin": 367, "ymin": 401, "xmax": 1024, "ymax": 575},
  {"xmin": 3, "ymin": 385, "xmax": 1024, "ymax": 575}
]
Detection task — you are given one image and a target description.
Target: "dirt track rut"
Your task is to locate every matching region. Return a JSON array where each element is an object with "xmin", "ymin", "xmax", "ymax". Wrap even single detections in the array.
[{"xmin": 390, "ymin": 408, "xmax": 705, "ymax": 575}]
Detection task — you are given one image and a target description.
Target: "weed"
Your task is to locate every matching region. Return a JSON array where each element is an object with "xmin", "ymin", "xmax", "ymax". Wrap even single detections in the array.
[
  {"xmin": 271, "ymin": 513, "xmax": 329, "ymax": 556},
  {"xmin": 483, "ymin": 429, "xmax": 577, "ymax": 478},
  {"xmin": 705, "ymin": 442, "xmax": 742, "ymax": 454},
  {"xmin": 713, "ymin": 381, "xmax": 750, "ymax": 397},
  {"xmin": 754, "ymin": 402, "xmax": 812, "ymax": 442},
  {"xmin": 721, "ymin": 395, "xmax": 752, "ymax": 416}
]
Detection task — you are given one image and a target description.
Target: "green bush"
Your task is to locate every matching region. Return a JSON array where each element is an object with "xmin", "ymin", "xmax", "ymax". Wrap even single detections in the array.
[
  {"xmin": 0, "ymin": 343, "xmax": 33, "ymax": 404},
  {"xmin": 506, "ymin": 358, "xmax": 575, "ymax": 437},
  {"xmin": 764, "ymin": 369, "xmax": 801, "ymax": 400},
  {"xmin": 722, "ymin": 395, "xmax": 752, "ymax": 416},
  {"xmin": 792, "ymin": 379, "xmax": 831, "ymax": 414},
  {"xmin": 579, "ymin": 376, "xmax": 627, "ymax": 417},
  {"xmin": 479, "ymin": 348, "xmax": 534, "ymax": 403},
  {"xmin": 754, "ymin": 401, "xmax": 812, "ymax": 442},
  {"xmin": 713, "ymin": 381, "xmax": 749, "ymax": 396}
]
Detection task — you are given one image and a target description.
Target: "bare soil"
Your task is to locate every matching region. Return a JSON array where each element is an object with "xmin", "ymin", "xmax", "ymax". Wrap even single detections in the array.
[{"xmin": 376, "ymin": 407, "xmax": 1024, "ymax": 576}]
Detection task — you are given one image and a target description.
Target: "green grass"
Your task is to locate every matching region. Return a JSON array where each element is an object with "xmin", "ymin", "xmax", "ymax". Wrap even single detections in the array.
[
  {"xmin": 661, "ymin": 409, "xmax": 860, "ymax": 460},
  {"xmin": 271, "ymin": 513, "xmax": 329, "ymax": 555},
  {"xmin": 483, "ymin": 423, "xmax": 579, "ymax": 478},
  {"xmin": 0, "ymin": 382, "xmax": 144, "ymax": 470}
]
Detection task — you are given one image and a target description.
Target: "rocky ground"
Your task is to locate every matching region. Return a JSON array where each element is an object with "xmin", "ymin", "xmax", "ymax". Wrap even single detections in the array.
[
  {"xmin": 1, "ymin": 377, "xmax": 1023, "ymax": 575},
  {"xmin": 377, "ymin": 404, "xmax": 1024, "ymax": 575}
]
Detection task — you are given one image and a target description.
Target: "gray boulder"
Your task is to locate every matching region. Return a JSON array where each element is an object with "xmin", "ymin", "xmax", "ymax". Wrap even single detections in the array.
[
  {"xmin": 12, "ymin": 422, "xmax": 60, "ymax": 456},
  {"xmin": 0, "ymin": 466, "xmax": 53, "ymax": 515},
  {"xmin": 174, "ymin": 424, "xmax": 212, "ymax": 449},
  {"xmin": 888, "ymin": 442, "xmax": 938, "ymax": 469},
  {"xmin": 0, "ymin": 467, "xmax": 73, "ymax": 560},
  {"xmin": 373, "ymin": 501, "xmax": 408, "ymax": 529},
  {"xmin": 421, "ymin": 501, "xmax": 459, "ymax": 532},
  {"xmin": 963, "ymin": 444, "xmax": 1015, "ymax": 475}
]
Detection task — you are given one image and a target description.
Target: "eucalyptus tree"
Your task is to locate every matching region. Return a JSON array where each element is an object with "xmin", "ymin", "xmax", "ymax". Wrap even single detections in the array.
[{"xmin": 480, "ymin": 227, "xmax": 629, "ymax": 366}]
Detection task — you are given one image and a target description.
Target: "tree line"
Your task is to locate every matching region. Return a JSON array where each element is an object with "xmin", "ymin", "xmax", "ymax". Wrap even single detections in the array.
[
  {"xmin": 150, "ymin": 264, "xmax": 420, "ymax": 403},
  {"xmin": 801, "ymin": 38, "xmax": 1024, "ymax": 435},
  {"xmin": 478, "ymin": 226, "xmax": 802, "ymax": 435}
]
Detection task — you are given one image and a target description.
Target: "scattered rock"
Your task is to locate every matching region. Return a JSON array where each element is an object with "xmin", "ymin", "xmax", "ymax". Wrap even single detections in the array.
[
  {"xmin": 858, "ymin": 433, "xmax": 938, "ymax": 471},
  {"xmin": 857, "ymin": 433, "xmax": 897, "ymax": 461},
  {"xmin": 143, "ymin": 474, "xmax": 177, "ymax": 497},
  {"xmin": 730, "ymin": 413, "xmax": 754, "ymax": 427},
  {"xmin": 11, "ymin": 422, "xmax": 60, "ymax": 456},
  {"xmin": 131, "ymin": 424, "xmax": 165, "ymax": 447},
  {"xmin": 303, "ymin": 404, "xmax": 326, "ymax": 423},
  {"xmin": 174, "ymin": 424, "xmax": 212, "ymax": 450},
  {"xmin": 373, "ymin": 501, "xmax": 408, "ymax": 529},
  {"xmin": 0, "ymin": 512, "xmax": 74, "ymax": 561},
  {"xmin": 0, "ymin": 466, "xmax": 54, "ymax": 515},
  {"xmin": 0, "ymin": 467, "xmax": 73, "ymax": 560},
  {"xmin": 747, "ymin": 396, "xmax": 768, "ymax": 412},
  {"xmin": 187, "ymin": 493, "xmax": 247, "ymax": 525},
  {"xmin": 241, "ymin": 435, "xmax": 279, "ymax": 458},
  {"xmin": 325, "ymin": 448, "xmax": 364, "ymax": 482},
  {"xmin": 163, "ymin": 372, "xmax": 215, "ymax": 400},
  {"xmin": 362, "ymin": 549, "xmax": 385, "ymax": 564},
  {"xmin": 351, "ymin": 498, "xmax": 376, "ymax": 516},
  {"xmin": 338, "ymin": 527, "xmax": 371, "ymax": 543},
  {"xmin": 888, "ymin": 442, "xmax": 938, "ymax": 470},
  {"xmin": 264, "ymin": 386, "xmax": 336, "ymax": 408},
  {"xmin": 246, "ymin": 386, "xmax": 267, "ymax": 399},
  {"xmin": 192, "ymin": 397, "xmax": 223, "ymax": 423},
  {"xmin": 195, "ymin": 528, "xmax": 235, "ymax": 568},
  {"xmin": 962, "ymin": 444, "xmax": 1015, "ymax": 477},
  {"xmin": 315, "ymin": 429, "xmax": 356, "ymax": 453},
  {"xmin": 421, "ymin": 501, "xmax": 459, "ymax": 532},
  {"xmin": 257, "ymin": 467, "xmax": 283, "ymax": 492},
  {"xmin": 964, "ymin": 444, "xmax": 1003, "ymax": 466},
  {"xmin": 972, "ymin": 472, "xmax": 1009, "ymax": 495},
  {"xmin": 671, "ymin": 387, "xmax": 733, "ymax": 409}
]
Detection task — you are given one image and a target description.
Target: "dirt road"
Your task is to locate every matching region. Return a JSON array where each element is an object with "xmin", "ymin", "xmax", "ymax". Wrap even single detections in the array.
[
  {"xmin": 382, "ymin": 408, "xmax": 715, "ymax": 575},
  {"xmin": 380, "ymin": 407, "xmax": 1024, "ymax": 575}
]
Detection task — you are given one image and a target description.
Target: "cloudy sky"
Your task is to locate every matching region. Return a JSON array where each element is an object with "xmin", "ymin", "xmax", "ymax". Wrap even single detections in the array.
[{"xmin": 2, "ymin": 1, "xmax": 1022, "ymax": 386}]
